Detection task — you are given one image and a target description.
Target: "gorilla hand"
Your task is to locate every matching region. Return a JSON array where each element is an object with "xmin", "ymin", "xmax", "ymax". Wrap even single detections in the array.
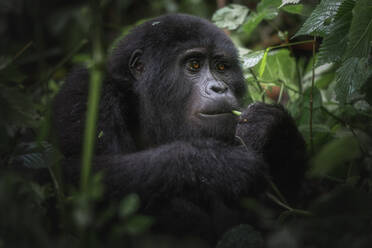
[{"xmin": 235, "ymin": 102, "xmax": 307, "ymax": 200}]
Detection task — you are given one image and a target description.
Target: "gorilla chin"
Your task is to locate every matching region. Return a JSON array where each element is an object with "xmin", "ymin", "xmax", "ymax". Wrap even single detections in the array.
[{"xmin": 188, "ymin": 112, "xmax": 238, "ymax": 142}]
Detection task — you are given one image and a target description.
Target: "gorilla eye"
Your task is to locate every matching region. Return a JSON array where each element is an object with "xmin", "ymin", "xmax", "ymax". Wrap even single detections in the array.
[
  {"xmin": 187, "ymin": 60, "xmax": 201, "ymax": 71},
  {"xmin": 216, "ymin": 63, "xmax": 226, "ymax": 71}
]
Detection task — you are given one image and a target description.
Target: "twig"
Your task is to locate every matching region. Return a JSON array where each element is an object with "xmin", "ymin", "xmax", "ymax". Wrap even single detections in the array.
[
  {"xmin": 249, "ymin": 68, "xmax": 265, "ymax": 102},
  {"xmin": 11, "ymin": 41, "xmax": 33, "ymax": 64}
]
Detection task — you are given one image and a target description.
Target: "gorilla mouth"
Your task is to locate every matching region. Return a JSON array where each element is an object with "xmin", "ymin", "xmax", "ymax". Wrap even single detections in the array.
[
  {"xmin": 198, "ymin": 112, "xmax": 233, "ymax": 117},
  {"xmin": 197, "ymin": 102, "xmax": 236, "ymax": 118}
]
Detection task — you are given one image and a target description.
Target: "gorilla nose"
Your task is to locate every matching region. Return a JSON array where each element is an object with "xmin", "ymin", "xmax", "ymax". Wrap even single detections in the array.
[{"xmin": 207, "ymin": 81, "xmax": 229, "ymax": 95}]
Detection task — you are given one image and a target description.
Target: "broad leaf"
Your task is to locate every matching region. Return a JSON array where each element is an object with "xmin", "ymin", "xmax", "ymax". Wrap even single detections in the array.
[
  {"xmin": 257, "ymin": 0, "xmax": 282, "ymax": 20},
  {"xmin": 248, "ymin": 49, "xmax": 300, "ymax": 102},
  {"xmin": 316, "ymin": 12, "xmax": 352, "ymax": 66},
  {"xmin": 334, "ymin": 0, "xmax": 355, "ymax": 19},
  {"xmin": 242, "ymin": 12, "xmax": 266, "ymax": 37},
  {"xmin": 280, "ymin": 0, "xmax": 301, "ymax": 8},
  {"xmin": 241, "ymin": 50, "xmax": 266, "ymax": 69},
  {"xmin": 294, "ymin": 0, "xmax": 342, "ymax": 37},
  {"xmin": 212, "ymin": 4, "xmax": 249, "ymax": 30},
  {"xmin": 255, "ymin": 49, "xmax": 298, "ymax": 91},
  {"xmin": 281, "ymin": 4, "xmax": 304, "ymax": 15},
  {"xmin": 310, "ymin": 136, "xmax": 361, "ymax": 177},
  {"xmin": 335, "ymin": 57, "xmax": 370, "ymax": 104},
  {"xmin": 345, "ymin": 0, "xmax": 372, "ymax": 58}
]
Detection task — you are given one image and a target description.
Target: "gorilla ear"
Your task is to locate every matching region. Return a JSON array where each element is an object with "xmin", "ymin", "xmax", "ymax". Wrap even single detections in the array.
[{"xmin": 129, "ymin": 49, "xmax": 144, "ymax": 80}]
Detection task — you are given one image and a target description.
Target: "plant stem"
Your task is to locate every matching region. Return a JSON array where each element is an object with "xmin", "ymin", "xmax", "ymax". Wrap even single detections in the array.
[
  {"xmin": 270, "ymin": 40, "xmax": 314, "ymax": 50},
  {"xmin": 249, "ymin": 68, "xmax": 266, "ymax": 102},
  {"xmin": 309, "ymin": 37, "xmax": 316, "ymax": 154},
  {"xmin": 81, "ymin": 0, "xmax": 104, "ymax": 192}
]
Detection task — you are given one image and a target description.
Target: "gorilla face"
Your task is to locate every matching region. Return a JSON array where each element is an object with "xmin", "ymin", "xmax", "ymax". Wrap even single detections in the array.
[
  {"xmin": 111, "ymin": 14, "xmax": 247, "ymax": 146},
  {"xmin": 180, "ymin": 47, "xmax": 243, "ymax": 141}
]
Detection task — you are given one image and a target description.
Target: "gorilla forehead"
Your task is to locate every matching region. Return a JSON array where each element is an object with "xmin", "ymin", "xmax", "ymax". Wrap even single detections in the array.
[{"xmin": 118, "ymin": 14, "xmax": 237, "ymax": 58}]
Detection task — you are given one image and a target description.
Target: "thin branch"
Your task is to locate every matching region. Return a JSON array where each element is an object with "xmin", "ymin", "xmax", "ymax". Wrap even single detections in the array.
[
  {"xmin": 11, "ymin": 41, "xmax": 33, "ymax": 64},
  {"xmin": 249, "ymin": 68, "xmax": 266, "ymax": 102}
]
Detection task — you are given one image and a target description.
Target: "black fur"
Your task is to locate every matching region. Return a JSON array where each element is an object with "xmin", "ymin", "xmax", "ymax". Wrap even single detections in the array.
[{"xmin": 53, "ymin": 14, "xmax": 306, "ymax": 244}]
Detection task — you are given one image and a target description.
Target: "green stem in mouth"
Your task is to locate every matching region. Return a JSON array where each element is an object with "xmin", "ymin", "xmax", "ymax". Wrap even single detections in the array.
[{"xmin": 232, "ymin": 110, "xmax": 242, "ymax": 116}]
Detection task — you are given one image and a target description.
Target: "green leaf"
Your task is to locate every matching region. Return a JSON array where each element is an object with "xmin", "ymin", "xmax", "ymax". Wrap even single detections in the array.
[
  {"xmin": 334, "ymin": 0, "xmax": 356, "ymax": 19},
  {"xmin": 242, "ymin": 12, "xmax": 266, "ymax": 37},
  {"xmin": 280, "ymin": 0, "xmax": 301, "ymax": 8},
  {"xmin": 257, "ymin": 0, "xmax": 281, "ymax": 20},
  {"xmin": 316, "ymin": 12, "xmax": 353, "ymax": 66},
  {"xmin": 345, "ymin": 0, "xmax": 372, "ymax": 58},
  {"xmin": 294, "ymin": 0, "xmax": 342, "ymax": 37},
  {"xmin": 281, "ymin": 4, "xmax": 304, "ymax": 15},
  {"xmin": 119, "ymin": 194, "xmax": 140, "ymax": 218},
  {"xmin": 241, "ymin": 50, "xmax": 265, "ymax": 69},
  {"xmin": 335, "ymin": 57, "xmax": 371, "ymax": 104},
  {"xmin": 310, "ymin": 136, "xmax": 361, "ymax": 177},
  {"xmin": 212, "ymin": 4, "xmax": 249, "ymax": 30},
  {"xmin": 124, "ymin": 215, "xmax": 153, "ymax": 235},
  {"xmin": 258, "ymin": 48, "xmax": 270, "ymax": 77},
  {"xmin": 255, "ymin": 49, "xmax": 299, "ymax": 96}
]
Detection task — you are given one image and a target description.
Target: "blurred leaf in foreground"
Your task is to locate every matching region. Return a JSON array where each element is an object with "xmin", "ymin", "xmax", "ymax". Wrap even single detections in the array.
[
  {"xmin": 212, "ymin": 4, "xmax": 249, "ymax": 30},
  {"xmin": 310, "ymin": 135, "xmax": 361, "ymax": 177}
]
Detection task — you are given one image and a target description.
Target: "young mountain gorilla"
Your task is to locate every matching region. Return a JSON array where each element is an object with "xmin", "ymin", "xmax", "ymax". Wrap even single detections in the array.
[{"xmin": 54, "ymin": 14, "xmax": 306, "ymax": 243}]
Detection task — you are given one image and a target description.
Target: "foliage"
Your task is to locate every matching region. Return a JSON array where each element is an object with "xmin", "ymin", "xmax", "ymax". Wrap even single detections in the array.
[{"xmin": 0, "ymin": 0, "xmax": 371, "ymax": 247}]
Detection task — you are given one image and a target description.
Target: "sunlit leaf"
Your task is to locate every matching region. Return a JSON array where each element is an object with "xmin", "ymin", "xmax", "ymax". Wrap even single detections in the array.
[
  {"xmin": 334, "ymin": 0, "xmax": 355, "ymax": 19},
  {"xmin": 212, "ymin": 4, "xmax": 249, "ymax": 30},
  {"xmin": 241, "ymin": 50, "xmax": 265, "ymax": 69},
  {"xmin": 294, "ymin": 0, "xmax": 342, "ymax": 37},
  {"xmin": 280, "ymin": 0, "xmax": 301, "ymax": 8}
]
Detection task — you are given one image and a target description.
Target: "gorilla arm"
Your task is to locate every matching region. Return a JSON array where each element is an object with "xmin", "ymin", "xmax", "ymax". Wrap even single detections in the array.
[{"xmin": 63, "ymin": 139, "xmax": 268, "ymax": 204}]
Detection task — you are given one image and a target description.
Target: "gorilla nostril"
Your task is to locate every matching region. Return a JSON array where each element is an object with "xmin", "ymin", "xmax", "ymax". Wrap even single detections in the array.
[{"xmin": 211, "ymin": 85, "xmax": 228, "ymax": 94}]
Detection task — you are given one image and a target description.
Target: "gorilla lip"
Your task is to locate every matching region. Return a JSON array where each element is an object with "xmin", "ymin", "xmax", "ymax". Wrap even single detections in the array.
[{"xmin": 198, "ymin": 112, "xmax": 233, "ymax": 118}]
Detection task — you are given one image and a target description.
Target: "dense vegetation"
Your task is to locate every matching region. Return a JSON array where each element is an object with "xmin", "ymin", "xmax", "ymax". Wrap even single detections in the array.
[{"xmin": 0, "ymin": 0, "xmax": 371, "ymax": 247}]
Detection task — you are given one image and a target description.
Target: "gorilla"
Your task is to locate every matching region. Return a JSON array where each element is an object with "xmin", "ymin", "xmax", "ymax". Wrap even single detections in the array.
[{"xmin": 53, "ymin": 14, "xmax": 306, "ymax": 243}]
